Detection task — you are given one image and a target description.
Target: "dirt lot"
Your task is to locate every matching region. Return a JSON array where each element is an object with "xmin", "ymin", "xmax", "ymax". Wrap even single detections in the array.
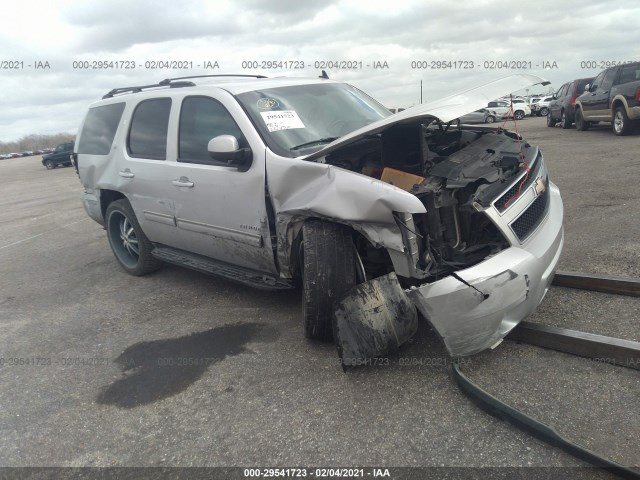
[{"xmin": 0, "ymin": 117, "xmax": 638, "ymax": 477}]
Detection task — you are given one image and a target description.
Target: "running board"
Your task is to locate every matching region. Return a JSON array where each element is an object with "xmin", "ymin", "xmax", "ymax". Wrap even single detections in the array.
[{"xmin": 151, "ymin": 247, "xmax": 293, "ymax": 290}]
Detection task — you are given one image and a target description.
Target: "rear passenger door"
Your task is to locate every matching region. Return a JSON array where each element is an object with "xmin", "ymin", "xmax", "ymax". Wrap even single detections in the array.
[
  {"xmin": 117, "ymin": 97, "xmax": 179, "ymax": 247},
  {"xmin": 165, "ymin": 94, "xmax": 277, "ymax": 275}
]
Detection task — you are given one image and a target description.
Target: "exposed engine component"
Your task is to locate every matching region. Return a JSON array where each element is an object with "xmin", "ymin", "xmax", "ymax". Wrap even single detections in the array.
[{"xmin": 322, "ymin": 120, "xmax": 538, "ymax": 281}]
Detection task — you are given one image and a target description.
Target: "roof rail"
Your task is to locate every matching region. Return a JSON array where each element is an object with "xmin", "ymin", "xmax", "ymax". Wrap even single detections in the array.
[
  {"xmin": 159, "ymin": 74, "xmax": 268, "ymax": 84},
  {"xmin": 102, "ymin": 80, "xmax": 195, "ymax": 99}
]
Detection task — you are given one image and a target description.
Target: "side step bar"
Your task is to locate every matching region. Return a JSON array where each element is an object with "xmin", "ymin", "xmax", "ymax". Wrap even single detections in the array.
[{"xmin": 152, "ymin": 247, "xmax": 294, "ymax": 291}]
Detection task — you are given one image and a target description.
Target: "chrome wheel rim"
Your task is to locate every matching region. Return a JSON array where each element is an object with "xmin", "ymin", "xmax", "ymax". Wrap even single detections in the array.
[
  {"xmin": 614, "ymin": 111, "xmax": 623, "ymax": 133},
  {"xmin": 108, "ymin": 211, "xmax": 139, "ymax": 268}
]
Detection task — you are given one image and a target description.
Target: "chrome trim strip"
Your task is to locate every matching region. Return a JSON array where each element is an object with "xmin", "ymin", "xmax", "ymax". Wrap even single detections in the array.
[{"xmin": 176, "ymin": 218, "xmax": 263, "ymax": 247}]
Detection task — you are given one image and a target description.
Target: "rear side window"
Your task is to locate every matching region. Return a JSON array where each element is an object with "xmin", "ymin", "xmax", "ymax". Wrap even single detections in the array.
[
  {"xmin": 77, "ymin": 103, "xmax": 125, "ymax": 155},
  {"xmin": 619, "ymin": 64, "xmax": 640, "ymax": 84},
  {"xmin": 128, "ymin": 98, "xmax": 171, "ymax": 160},
  {"xmin": 178, "ymin": 96, "xmax": 245, "ymax": 164},
  {"xmin": 557, "ymin": 84, "xmax": 568, "ymax": 97}
]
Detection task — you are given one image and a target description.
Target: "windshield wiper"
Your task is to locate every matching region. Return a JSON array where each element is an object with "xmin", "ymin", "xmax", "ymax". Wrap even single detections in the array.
[{"xmin": 290, "ymin": 137, "xmax": 339, "ymax": 151}]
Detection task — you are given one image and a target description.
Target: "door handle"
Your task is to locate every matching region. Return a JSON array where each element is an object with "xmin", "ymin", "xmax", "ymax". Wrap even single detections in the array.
[
  {"xmin": 118, "ymin": 169, "xmax": 135, "ymax": 178},
  {"xmin": 172, "ymin": 176, "xmax": 194, "ymax": 188}
]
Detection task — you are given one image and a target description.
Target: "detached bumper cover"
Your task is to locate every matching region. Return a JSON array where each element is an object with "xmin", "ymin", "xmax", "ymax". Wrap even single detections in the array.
[{"xmin": 407, "ymin": 183, "xmax": 564, "ymax": 357}]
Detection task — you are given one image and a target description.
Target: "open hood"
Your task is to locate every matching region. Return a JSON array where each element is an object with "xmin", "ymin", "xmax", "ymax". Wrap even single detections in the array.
[{"xmin": 305, "ymin": 74, "xmax": 549, "ymax": 162}]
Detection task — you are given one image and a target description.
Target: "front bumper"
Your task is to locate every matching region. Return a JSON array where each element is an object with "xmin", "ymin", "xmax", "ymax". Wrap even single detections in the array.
[{"xmin": 407, "ymin": 182, "xmax": 564, "ymax": 357}]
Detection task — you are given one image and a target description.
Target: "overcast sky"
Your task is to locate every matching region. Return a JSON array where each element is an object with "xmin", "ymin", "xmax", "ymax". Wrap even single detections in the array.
[{"xmin": 1, "ymin": 0, "xmax": 639, "ymax": 142}]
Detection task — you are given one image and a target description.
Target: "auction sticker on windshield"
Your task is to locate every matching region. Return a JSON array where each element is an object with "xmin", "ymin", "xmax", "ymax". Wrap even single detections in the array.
[{"xmin": 260, "ymin": 110, "xmax": 305, "ymax": 132}]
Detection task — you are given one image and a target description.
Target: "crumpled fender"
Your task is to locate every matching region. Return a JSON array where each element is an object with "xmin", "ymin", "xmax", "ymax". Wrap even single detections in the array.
[{"xmin": 265, "ymin": 151, "xmax": 426, "ymax": 276}]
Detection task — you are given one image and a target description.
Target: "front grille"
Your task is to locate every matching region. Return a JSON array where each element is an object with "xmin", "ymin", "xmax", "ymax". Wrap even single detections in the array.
[
  {"xmin": 494, "ymin": 154, "xmax": 543, "ymax": 212},
  {"xmin": 510, "ymin": 187, "xmax": 549, "ymax": 241}
]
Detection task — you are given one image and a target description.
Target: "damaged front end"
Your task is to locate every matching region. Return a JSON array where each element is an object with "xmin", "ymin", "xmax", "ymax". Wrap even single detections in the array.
[
  {"xmin": 329, "ymin": 121, "xmax": 564, "ymax": 360},
  {"xmin": 266, "ymin": 74, "xmax": 563, "ymax": 363}
]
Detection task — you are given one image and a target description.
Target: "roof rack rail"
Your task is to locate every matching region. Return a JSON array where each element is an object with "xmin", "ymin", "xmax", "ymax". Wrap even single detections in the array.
[
  {"xmin": 102, "ymin": 80, "xmax": 195, "ymax": 99},
  {"xmin": 159, "ymin": 74, "xmax": 268, "ymax": 84}
]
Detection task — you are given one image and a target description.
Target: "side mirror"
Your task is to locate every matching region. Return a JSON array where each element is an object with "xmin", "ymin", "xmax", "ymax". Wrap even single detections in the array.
[
  {"xmin": 584, "ymin": 84, "xmax": 591, "ymax": 92},
  {"xmin": 207, "ymin": 135, "xmax": 251, "ymax": 167}
]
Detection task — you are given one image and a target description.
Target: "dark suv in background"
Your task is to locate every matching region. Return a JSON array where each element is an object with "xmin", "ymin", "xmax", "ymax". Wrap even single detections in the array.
[
  {"xmin": 574, "ymin": 62, "xmax": 640, "ymax": 135},
  {"xmin": 547, "ymin": 77, "xmax": 593, "ymax": 129},
  {"xmin": 42, "ymin": 142, "xmax": 74, "ymax": 169}
]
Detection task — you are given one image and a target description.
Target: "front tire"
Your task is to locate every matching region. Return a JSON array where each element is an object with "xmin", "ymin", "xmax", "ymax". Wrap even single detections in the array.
[
  {"xmin": 613, "ymin": 106, "xmax": 632, "ymax": 136},
  {"xmin": 301, "ymin": 220, "xmax": 357, "ymax": 341},
  {"xmin": 514, "ymin": 110, "xmax": 524, "ymax": 120},
  {"xmin": 106, "ymin": 199, "xmax": 162, "ymax": 276},
  {"xmin": 539, "ymin": 107, "xmax": 549, "ymax": 117},
  {"xmin": 486, "ymin": 115, "xmax": 496, "ymax": 124},
  {"xmin": 44, "ymin": 160, "xmax": 54, "ymax": 169},
  {"xmin": 546, "ymin": 112, "xmax": 557, "ymax": 127}
]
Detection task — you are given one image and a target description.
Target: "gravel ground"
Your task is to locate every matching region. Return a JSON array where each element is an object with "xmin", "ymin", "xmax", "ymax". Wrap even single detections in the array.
[{"xmin": 0, "ymin": 116, "xmax": 637, "ymax": 479}]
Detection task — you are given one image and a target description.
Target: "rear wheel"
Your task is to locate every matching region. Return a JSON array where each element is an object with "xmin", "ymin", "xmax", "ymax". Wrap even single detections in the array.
[
  {"xmin": 575, "ymin": 108, "xmax": 590, "ymax": 131},
  {"xmin": 301, "ymin": 219, "xmax": 357, "ymax": 341},
  {"xmin": 546, "ymin": 112, "xmax": 557, "ymax": 127},
  {"xmin": 561, "ymin": 110, "xmax": 572, "ymax": 129},
  {"xmin": 539, "ymin": 107, "xmax": 549, "ymax": 116},
  {"xmin": 613, "ymin": 106, "xmax": 632, "ymax": 136},
  {"xmin": 106, "ymin": 199, "xmax": 162, "ymax": 276},
  {"xmin": 44, "ymin": 160, "xmax": 54, "ymax": 169}
]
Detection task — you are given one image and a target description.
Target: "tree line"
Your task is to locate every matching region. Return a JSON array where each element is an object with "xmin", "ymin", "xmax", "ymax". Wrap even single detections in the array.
[{"xmin": 0, "ymin": 133, "xmax": 76, "ymax": 154}]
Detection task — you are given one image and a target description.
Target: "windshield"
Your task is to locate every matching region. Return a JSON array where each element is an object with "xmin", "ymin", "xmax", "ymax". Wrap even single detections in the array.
[{"xmin": 236, "ymin": 83, "xmax": 391, "ymax": 157}]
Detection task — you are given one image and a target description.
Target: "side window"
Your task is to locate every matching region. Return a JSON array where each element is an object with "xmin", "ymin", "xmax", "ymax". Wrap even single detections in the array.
[
  {"xmin": 619, "ymin": 64, "xmax": 640, "ymax": 84},
  {"xmin": 601, "ymin": 68, "xmax": 618, "ymax": 88},
  {"xmin": 559, "ymin": 84, "xmax": 568, "ymax": 97},
  {"xmin": 591, "ymin": 72, "xmax": 605, "ymax": 91},
  {"xmin": 78, "ymin": 103, "xmax": 125, "ymax": 155},
  {"xmin": 178, "ymin": 96, "xmax": 246, "ymax": 164},
  {"xmin": 128, "ymin": 98, "xmax": 171, "ymax": 160},
  {"xmin": 488, "ymin": 102, "xmax": 497, "ymax": 107}
]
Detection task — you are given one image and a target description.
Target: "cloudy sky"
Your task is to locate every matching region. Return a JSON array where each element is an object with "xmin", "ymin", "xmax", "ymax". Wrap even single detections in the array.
[{"xmin": 1, "ymin": 0, "xmax": 639, "ymax": 142}]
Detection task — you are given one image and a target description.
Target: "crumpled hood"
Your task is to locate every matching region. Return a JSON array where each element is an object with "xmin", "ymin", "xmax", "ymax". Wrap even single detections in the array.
[{"xmin": 305, "ymin": 74, "xmax": 549, "ymax": 162}]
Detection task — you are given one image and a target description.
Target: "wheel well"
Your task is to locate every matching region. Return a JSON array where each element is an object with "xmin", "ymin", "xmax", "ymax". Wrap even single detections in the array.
[
  {"xmin": 611, "ymin": 99, "xmax": 624, "ymax": 113},
  {"xmin": 100, "ymin": 190, "xmax": 126, "ymax": 219},
  {"xmin": 290, "ymin": 218, "xmax": 393, "ymax": 281}
]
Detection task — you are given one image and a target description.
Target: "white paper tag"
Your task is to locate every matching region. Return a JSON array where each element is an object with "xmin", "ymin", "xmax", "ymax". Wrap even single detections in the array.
[{"xmin": 259, "ymin": 110, "xmax": 305, "ymax": 132}]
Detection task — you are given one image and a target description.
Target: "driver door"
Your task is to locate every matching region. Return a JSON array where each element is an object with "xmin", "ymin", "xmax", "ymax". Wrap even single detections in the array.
[{"xmin": 164, "ymin": 93, "xmax": 278, "ymax": 275}]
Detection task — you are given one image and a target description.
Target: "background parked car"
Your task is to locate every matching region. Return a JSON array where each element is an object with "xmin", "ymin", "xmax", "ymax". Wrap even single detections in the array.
[
  {"xmin": 547, "ymin": 77, "xmax": 594, "ymax": 129},
  {"xmin": 531, "ymin": 96, "xmax": 553, "ymax": 116},
  {"xmin": 41, "ymin": 142, "xmax": 74, "ymax": 169},
  {"xmin": 574, "ymin": 62, "xmax": 640, "ymax": 136},
  {"xmin": 487, "ymin": 99, "xmax": 530, "ymax": 120},
  {"xmin": 455, "ymin": 108, "xmax": 500, "ymax": 124}
]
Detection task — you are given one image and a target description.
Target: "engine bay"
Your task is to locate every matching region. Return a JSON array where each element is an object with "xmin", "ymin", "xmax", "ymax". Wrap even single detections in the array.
[{"xmin": 319, "ymin": 121, "xmax": 538, "ymax": 281}]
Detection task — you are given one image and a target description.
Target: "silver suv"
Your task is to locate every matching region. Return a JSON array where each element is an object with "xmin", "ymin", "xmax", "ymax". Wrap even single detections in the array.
[{"xmin": 75, "ymin": 74, "xmax": 563, "ymax": 364}]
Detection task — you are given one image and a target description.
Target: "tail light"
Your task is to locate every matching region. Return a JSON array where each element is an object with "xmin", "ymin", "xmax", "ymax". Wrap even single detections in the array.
[
  {"xmin": 570, "ymin": 95, "xmax": 577, "ymax": 106},
  {"xmin": 635, "ymin": 87, "xmax": 640, "ymax": 103}
]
